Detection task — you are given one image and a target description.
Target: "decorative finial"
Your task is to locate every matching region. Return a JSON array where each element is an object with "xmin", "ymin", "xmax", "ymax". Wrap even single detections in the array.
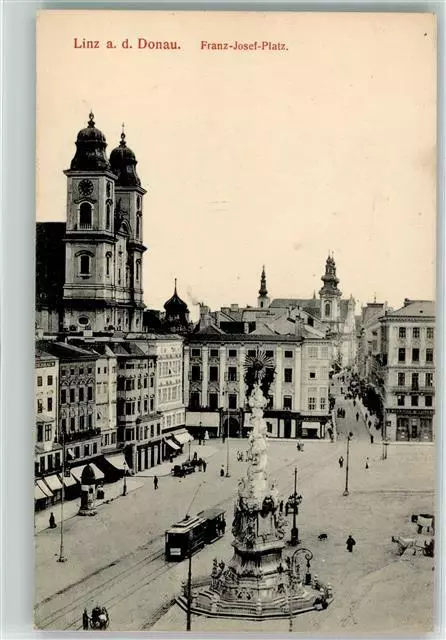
[
  {"xmin": 373, "ymin": 292, "xmax": 377, "ymax": 303},
  {"xmin": 120, "ymin": 122, "xmax": 126, "ymax": 147},
  {"xmin": 174, "ymin": 278, "xmax": 177, "ymax": 294},
  {"xmin": 88, "ymin": 111, "xmax": 95, "ymax": 127}
]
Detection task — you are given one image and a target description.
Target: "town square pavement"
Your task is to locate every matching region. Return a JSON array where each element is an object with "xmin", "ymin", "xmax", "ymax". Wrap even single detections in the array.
[{"xmin": 35, "ymin": 423, "xmax": 435, "ymax": 634}]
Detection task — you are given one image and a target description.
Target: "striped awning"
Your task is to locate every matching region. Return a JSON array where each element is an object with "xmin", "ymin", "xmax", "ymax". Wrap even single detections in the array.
[
  {"xmin": 36, "ymin": 479, "xmax": 53, "ymax": 498},
  {"xmin": 34, "ymin": 483, "xmax": 48, "ymax": 500},
  {"xmin": 57, "ymin": 472, "xmax": 77, "ymax": 487},
  {"xmin": 165, "ymin": 439, "xmax": 180, "ymax": 451}
]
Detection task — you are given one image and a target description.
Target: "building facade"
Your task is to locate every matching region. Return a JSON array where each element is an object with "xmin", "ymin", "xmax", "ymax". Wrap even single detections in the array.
[
  {"xmin": 184, "ymin": 330, "xmax": 332, "ymax": 440},
  {"xmin": 378, "ymin": 300, "xmax": 435, "ymax": 442},
  {"xmin": 62, "ymin": 114, "xmax": 147, "ymax": 333}
]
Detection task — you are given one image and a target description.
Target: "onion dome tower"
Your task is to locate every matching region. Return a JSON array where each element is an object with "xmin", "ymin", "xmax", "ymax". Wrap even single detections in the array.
[
  {"xmin": 109, "ymin": 127, "xmax": 141, "ymax": 187},
  {"xmin": 257, "ymin": 265, "xmax": 270, "ymax": 309},
  {"xmin": 163, "ymin": 279, "xmax": 190, "ymax": 333},
  {"xmin": 69, "ymin": 112, "xmax": 111, "ymax": 172}
]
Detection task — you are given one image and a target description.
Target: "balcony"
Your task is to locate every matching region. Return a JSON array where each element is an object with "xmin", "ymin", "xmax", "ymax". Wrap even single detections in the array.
[{"xmin": 56, "ymin": 428, "xmax": 101, "ymax": 443}]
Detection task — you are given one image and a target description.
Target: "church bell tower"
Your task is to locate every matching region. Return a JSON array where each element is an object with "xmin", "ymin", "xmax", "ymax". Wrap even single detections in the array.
[{"xmin": 257, "ymin": 266, "xmax": 270, "ymax": 309}]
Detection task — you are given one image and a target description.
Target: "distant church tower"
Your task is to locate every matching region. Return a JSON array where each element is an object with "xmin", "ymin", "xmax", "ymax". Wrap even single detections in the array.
[
  {"xmin": 63, "ymin": 114, "xmax": 147, "ymax": 332},
  {"xmin": 319, "ymin": 254, "xmax": 341, "ymax": 325},
  {"xmin": 257, "ymin": 266, "xmax": 270, "ymax": 309}
]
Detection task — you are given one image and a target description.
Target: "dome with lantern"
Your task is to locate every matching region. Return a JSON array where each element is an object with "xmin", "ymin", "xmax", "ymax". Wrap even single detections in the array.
[
  {"xmin": 109, "ymin": 126, "xmax": 141, "ymax": 187},
  {"xmin": 70, "ymin": 112, "xmax": 111, "ymax": 172}
]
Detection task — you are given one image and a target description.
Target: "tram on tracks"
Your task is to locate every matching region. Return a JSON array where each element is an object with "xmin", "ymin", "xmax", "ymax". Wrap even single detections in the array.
[{"xmin": 165, "ymin": 507, "xmax": 226, "ymax": 561}]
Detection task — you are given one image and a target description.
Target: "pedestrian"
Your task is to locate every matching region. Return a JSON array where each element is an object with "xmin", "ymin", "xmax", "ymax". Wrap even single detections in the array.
[
  {"xmin": 153, "ymin": 475, "xmax": 158, "ymax": 490},
  {"xmin": 338, "ymin": 456, "xmax": 344, "ymax": 469},
  {"xmin": 220, "ymin": 465, "xmax": 225, "ymax": 477},
  {"xmin": 353, "ymin": 399, "xmax": 356, "ymax": 407},
  {"xmin": 365, "ymin": 457, "xmax": 369, "ymax": 470},
  {"xmin": 83, "ymin": 608, "xmax": 89, "ymax": 630},
  {"xmin": 368, "ymin": 420, "xmax": 372, "ymax": 429},
  {"xmin": 370, "ymin": 434, "xmax": 374, "ymax": 444},
  {"xmin": 203, "ymin": 460, "xmax": 207, "ymax": 472},
  {"xmin": 204, "ymin": 430, "xmax": 209, "ymax": 443},
  {"xmin": 49, "ymin": 512, "xmax": 57, "ymax": 529},
  {"xmin": 356, "ymin": 412, "xmax": 359, "ymax": 422},
  {"xmin": 346, "ymin": 535, "xmax": 356, "ymax": 552},
  {"xmin": 279, "ymin": 500, "xmax": 284, "ymax": 513}
]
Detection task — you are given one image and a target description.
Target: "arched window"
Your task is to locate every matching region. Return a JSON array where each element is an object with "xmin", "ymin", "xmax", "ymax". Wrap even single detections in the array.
[
  {"xmin": 106, "ymin": 202, "xmax": 111, "ymax": 228},
  {"xmin": 325, "ymin": 301, "xmax": 331, "ymax": 318},
  {"xmin": 79, "ymin": 255, "xmax": 91, "ymax": 275},
  {"xmin": 118, "ymin": 268, "xmax": 121, "ymax": 285},
  {"xmin": 136, "ymin": 214, "xmax": 141, "ymax": 238},
  {"xmin": 106, "ymin": 252, "xmax": 112, "ymax": 277},
  {"xmin": 79, "ymin": 202, "xmax": 92, "ymax": 228},
  {"xmin": 136, "ymin": 260, "xmax": 141, "ymax": 282}
]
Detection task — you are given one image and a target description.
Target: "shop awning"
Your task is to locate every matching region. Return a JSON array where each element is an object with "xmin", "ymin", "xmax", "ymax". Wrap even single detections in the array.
[
  {"xmin": 43, "ymin": 474, "xmax": 63, "ymax": 493},
  {"xmin": 165, "ymin": 439, "xmax": 180, "ymax": 451},
  {"xmin": 34, "ymin": 483, "xmax": 48, "ymax": 500},
  {"xmin": 104, "ymin": 453, "xmax": 127, "ymax": 472},
  {"xmin": 173, "ymin": 430, "xmax": 194, "ymax": 445},
  {"xmin": 57, "ymin": 472, "xmax": 77, "ymax": 487},
  {"xmin": 36, "ymin": 479, "xmax": 53, "ymax": 498},
  {"xmin": 71, "ymin": 463, "xmax": 105, "ymax": 483}
]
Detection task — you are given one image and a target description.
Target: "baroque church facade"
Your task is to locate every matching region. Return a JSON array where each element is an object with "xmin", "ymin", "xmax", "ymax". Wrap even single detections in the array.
[{"xmin": 62, "ymin": 113, "xmax": 146, "ymax": 333}]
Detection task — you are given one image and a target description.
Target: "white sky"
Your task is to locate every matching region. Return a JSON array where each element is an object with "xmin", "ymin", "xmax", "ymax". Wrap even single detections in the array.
[{"xmin": 37, "ymin": 11, "xmax": 437, "ymax": 318}]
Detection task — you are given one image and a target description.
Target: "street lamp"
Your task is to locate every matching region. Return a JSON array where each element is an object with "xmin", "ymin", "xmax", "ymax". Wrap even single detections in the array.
[
  {"xmin": 288, "ymin": 467, "xmax": 302, "ymax": 546},
  {"xmin": 57, "ymin": 430, "xmax": 67, "ymax": 563},
  {"xmin": 225, "ymin": 401, "xmax": 230, "ymax": 478},
  {"xmin": 343, "ymin": 432, "xmax": 353, "ymax": 496},
  {"xmin": 122, "ymin": 460, "xmax": 128, "ymax": 496}
]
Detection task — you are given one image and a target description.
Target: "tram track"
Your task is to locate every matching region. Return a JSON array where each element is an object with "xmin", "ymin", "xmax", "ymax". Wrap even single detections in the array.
[{"xmin": 36, "ymin": 443, "xmax": 341, "ymax": 631}]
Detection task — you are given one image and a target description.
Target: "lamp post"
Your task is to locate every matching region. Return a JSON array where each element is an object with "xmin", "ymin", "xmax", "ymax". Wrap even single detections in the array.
[
  {"xmin": 290, "ymin": 466, "xmax": 300, "ymax": 545},
  {"xmin": 122, "ymin": 460, "xmax": 128, "ymax": 496},
  {"xmin": 343, "ymin": 432, "xmax": 353, "ymax": 496},
  {"xmin": 57, "ymin": 431, "xmax": 67, "ymax": 563},
  {"xmin": 225, "ymin": 402, "xmax": 230, "ymax": 478}
]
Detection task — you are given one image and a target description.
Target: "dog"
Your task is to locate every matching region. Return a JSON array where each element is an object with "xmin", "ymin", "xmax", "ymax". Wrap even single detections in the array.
[{"xmin": 318, "ymin": 533, "xmax": 328, "ymax": 541}]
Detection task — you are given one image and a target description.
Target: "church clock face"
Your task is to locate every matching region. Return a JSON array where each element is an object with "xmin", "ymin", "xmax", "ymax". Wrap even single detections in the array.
[{"xmin": 78, "ymin": 179, "xmax": 94, "ymax": 197}]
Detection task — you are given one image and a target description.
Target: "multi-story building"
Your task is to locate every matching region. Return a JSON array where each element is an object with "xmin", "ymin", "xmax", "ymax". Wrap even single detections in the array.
[
  {"xmin": 184, "ymin": 312, "xmax": 332, "ymax": 439},
  {"xmin": 378, "ymin": 299, "xmax": 435, "ymax": 442},
  {"xmin": 91, "ymin": 344, "xmax": 118, "ymax": 453},
  {"xmin": 133, "ymin": 334, "xmax": 187, "ymax": 457},
  {"xmin": 111, "ymin": 342, "xmax": 162, "ymax": 472},
  {"xmin": 357, "ymin": 301, "xmax": 390, "ymax": 380},
  {"xmin": 37, "ymin": 341, "xmax": 102, "ymax": 463},
  {"xmin": 269, "ymin": 256, "xmax": 357, "ymax": 369},
  {"xmin": 35, "ymin": 347, "xmax": 64, "ymax": 507}
]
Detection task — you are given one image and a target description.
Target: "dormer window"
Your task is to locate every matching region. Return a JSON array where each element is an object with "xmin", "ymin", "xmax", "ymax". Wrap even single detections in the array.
[{"xmin": 79, "ymin": 202, "xmax": 92, "ymax": 229}]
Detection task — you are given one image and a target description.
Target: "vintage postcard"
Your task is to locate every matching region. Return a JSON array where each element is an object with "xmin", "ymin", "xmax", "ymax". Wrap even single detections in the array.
[{"xmin": 34, "ymin": 10, "xmax": 437, "ymax": 634}]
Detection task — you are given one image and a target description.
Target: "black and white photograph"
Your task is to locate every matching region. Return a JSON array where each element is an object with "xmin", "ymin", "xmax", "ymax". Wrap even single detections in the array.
[{"xmin": 34, "ymin": 10, "xmax": 436, "ymax": 634}]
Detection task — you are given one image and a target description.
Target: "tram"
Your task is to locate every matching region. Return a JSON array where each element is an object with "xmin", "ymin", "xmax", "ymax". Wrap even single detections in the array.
[{"xmin": 165, "ymin": 507, "xmax": 226, "ymax": 561}]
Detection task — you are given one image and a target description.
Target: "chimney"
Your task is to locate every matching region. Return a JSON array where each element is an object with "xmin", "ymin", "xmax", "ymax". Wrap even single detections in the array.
[
  {"xmin": 295, "ymin": 318, "xmax": 304, "ymax": 338},
  {"xmin": 403, "ymin": 298, "xmax": 411, "ymax": 307},
  {"xmin": 230, "ymin": 304, "xmax": 239, "ymax": 312}
]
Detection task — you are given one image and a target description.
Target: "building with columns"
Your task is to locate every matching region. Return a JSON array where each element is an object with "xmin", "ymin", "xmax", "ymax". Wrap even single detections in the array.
[{"xmin": 184, "ymin": 311, "xmax": 332, "ymax": 440}]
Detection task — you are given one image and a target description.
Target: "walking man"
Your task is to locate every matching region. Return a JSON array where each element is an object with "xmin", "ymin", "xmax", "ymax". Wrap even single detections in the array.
[
  {"xmin": 370, "ymin": 434, "xmax": 374, "ymax": 445},
  {"xmin": 220, "ymin": 465, "xmax": 225, "ymax": 477},
  {"xmin": 338, "ymin": 456, "xmax": 344, "ymax": 469},
  {"xmin": 49, "ymin": 512, "xmax": 57, "ymax": 529},
  {"xmin": 153, "ymin": 475, "xmax": 158, "ymax": 490},
  {"xmin": 346, "ymin": 535, "xmax": 356, "ymax": 553},
  {"xmin": 365, "ymin": 457, "xmax": 369, "ymax": 470},
  {"xmin": 202, "ymin": 460, "xmax": 207, "ymax": 472},
  {"xmin": 356, "ymin": 412, "xmax": 359, "ymax": 422},
  {"xmin": 83, "ymin": 608, "xmax": 89, "ymax": 630}
]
